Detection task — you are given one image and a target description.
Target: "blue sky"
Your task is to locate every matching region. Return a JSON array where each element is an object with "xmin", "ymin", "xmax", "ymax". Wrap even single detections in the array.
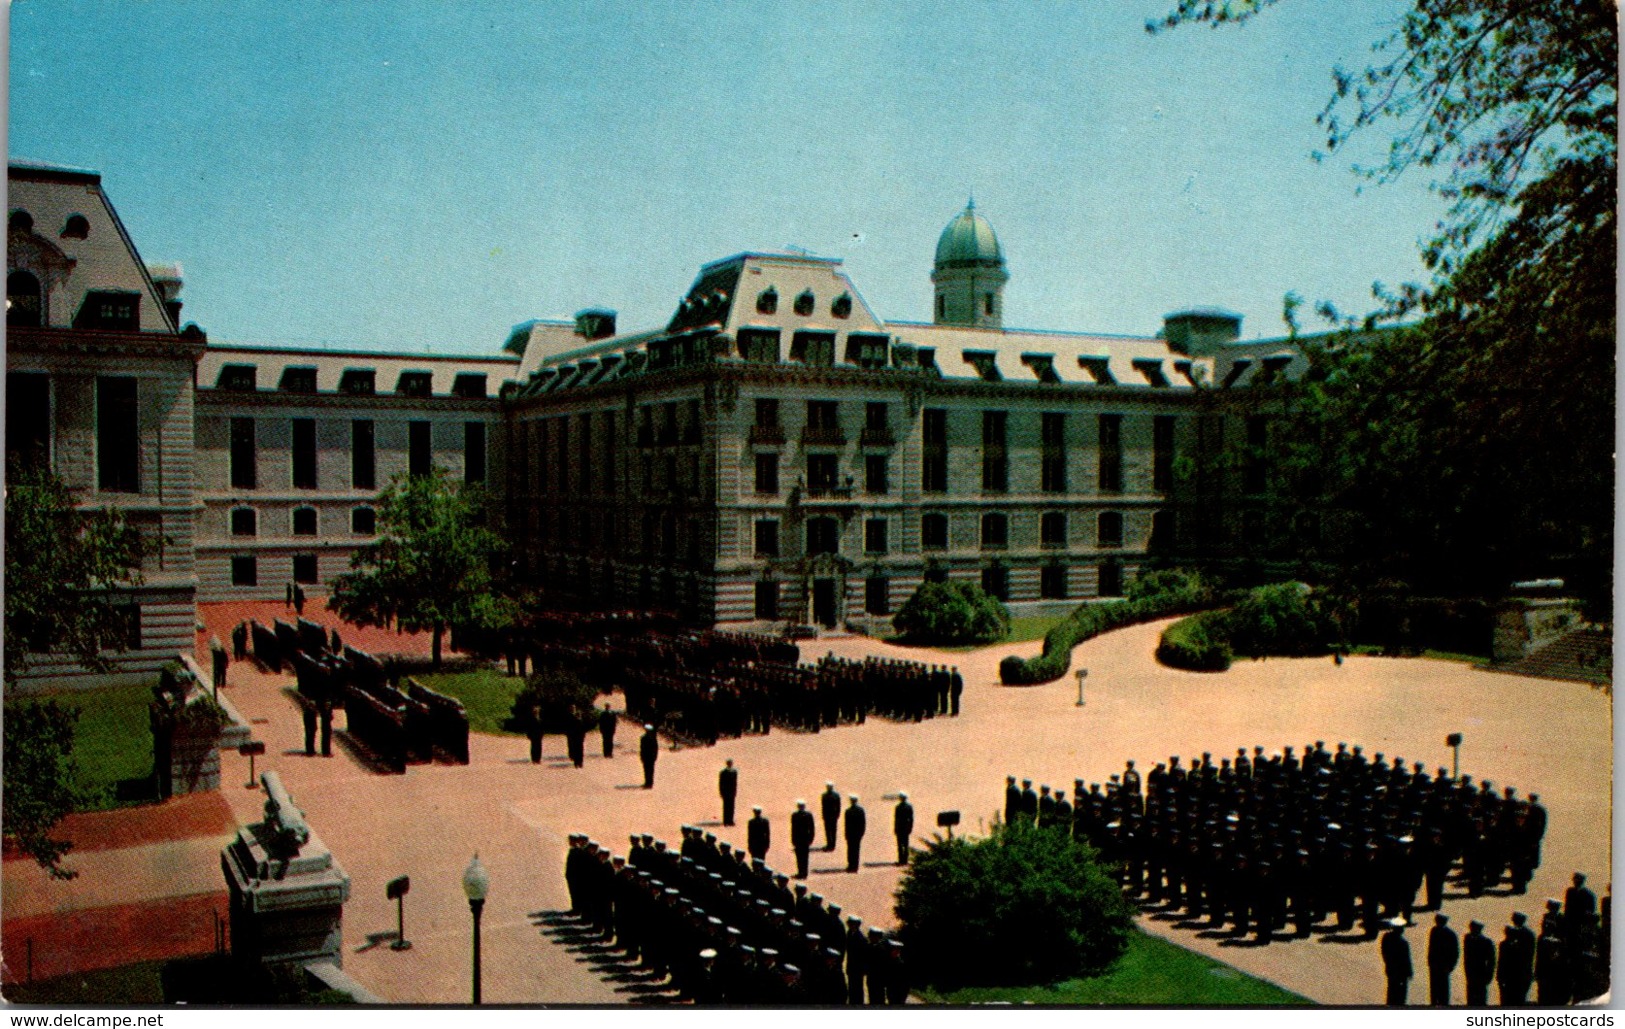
[{"xmin": 9, "ymin": 0, "xmax": 1445, "ymax": 352}]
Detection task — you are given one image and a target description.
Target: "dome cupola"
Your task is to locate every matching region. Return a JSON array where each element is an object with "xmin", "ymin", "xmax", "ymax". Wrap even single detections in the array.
[{"xmin": 931, "ymin": 199, "xmax": 1008, "ymax": 328}]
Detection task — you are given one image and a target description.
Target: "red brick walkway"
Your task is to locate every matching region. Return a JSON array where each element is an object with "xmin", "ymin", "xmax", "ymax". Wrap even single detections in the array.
[{"xmin": 1, "ymin": 792, "xmax": 234, "ymax": 859}]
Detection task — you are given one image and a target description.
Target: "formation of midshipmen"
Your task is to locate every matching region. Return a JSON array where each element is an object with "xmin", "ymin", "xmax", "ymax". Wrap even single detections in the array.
[
  {"xmin": 1017, "ymin": 742, "xmax": 1549, "ymax": 945},
  {"xmin": 563, "ymin": 830, "xmax": 908, "ymax": 1004}
]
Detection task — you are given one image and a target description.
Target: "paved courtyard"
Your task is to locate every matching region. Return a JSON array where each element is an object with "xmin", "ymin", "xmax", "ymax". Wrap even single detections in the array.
[{"xmin": 30, "ymin": 613, "xmax": 1608, "ymax": 1005}]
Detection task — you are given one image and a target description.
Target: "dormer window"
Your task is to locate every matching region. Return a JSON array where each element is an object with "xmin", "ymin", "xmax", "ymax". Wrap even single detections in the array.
[
  {"xmin": 756, "ymin": 288, "xmax": 778, "ymax": 315},
  {"xmin": 793, "ymin": 290, "xmax": 815, "ymax": 316},
  {"xmin": 280, "ymin": 366, "xmax": 318, "ymax": 393},
  {"xmin": 1078, "ymin": 356, "xmax": 1116, "ymax": 385},
  {"xmin": 1022, "ymin": 353, "xmax": 1060, "ymax": 383},
  {"xmin": 73, "ymin": 290, "xmax": 140, "ymax": 331},
  {"xmin": 963, "ymin": 350, "xmax": 1001, "ymax": 382},
  {"xmin": 451, "ymin": 373, "xmax": 488, "ymax": 398},
  {"xmin": 1133, "ymin": 358, "xmax": 1170, "ymax": 388},
  {"xmin": 60, "ymin": 215, "xmax": 89, "ymax": 240},
  {"xmin": 831, "ymin": 293, "xmax": 852, "ymax": 319},
  {"xmin": 397, "ymin": 371, "xmax": 433, "ymax": 397},
  {"xmin": 8, "ymin": 210, "xmax": 33, "ymax": 233},
  {"xmin": 339, "ymin": 369, "xmax": 376, "ymax": 395},
  {"xmin": 219, "ymin": 364, "xmax": 258, "ymax": 391}
]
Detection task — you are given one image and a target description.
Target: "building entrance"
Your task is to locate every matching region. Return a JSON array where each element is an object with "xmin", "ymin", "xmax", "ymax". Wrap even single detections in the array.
[{"xmin": 812, "ymin": 578, "xmax": 838, "ymax": 628}]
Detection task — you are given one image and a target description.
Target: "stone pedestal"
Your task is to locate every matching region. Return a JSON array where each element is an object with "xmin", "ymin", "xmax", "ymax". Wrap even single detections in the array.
[{"xmin": 221, "ymin": 774, "xmax": 351, "ymax": 969}]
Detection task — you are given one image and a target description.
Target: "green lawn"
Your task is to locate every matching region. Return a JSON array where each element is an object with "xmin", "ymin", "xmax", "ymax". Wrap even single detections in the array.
[
  {"xmin": 415, "ymin": 666, "xmax": 527, "ymax": 735},
  {"xmin": 917, "ymin": 929, "xmax": 1310, "ymax": 1006},
  {"xmin": 6, "ymin": 684, "xmax": 158, "ymax": 812},
  {"xmin": 889, "ymin": 613, "xmax": 1070, "ymax": 653}
]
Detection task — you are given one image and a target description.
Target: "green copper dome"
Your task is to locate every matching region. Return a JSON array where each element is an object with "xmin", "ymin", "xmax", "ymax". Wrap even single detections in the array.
[{"xmin": 934, "ymin": 200, "xmax": 1004, "ymax": 269}]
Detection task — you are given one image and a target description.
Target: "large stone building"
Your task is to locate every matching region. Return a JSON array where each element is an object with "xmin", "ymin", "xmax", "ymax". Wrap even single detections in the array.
[{"xmin": 6, "ymin": 164, "xmax": 1306, "ymax": 684}]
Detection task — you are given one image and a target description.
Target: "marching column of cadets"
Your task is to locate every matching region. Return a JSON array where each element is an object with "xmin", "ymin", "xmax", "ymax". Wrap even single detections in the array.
[{"xmin": 563, "ymin": 829, "xmax": 909, "ymax": 1004}]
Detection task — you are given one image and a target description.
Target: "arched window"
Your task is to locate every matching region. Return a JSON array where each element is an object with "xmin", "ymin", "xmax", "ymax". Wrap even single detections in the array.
[
  {"xmin": 1098, "ymin": 511, "xmax": 1123, "ymax": 548},
  {"xmin": 7, "ymin": 270, "xmax": 43, "ymax": 327},
  {"xmin": 292, "ymin": 506, "xmax": 318, "ymax": 535},
  {"xmin": 831, "ymin": 293, "xmax": 852, "ymax": 319},
  {"xmin": 756, "ymin": 288, "xmax": 778, "ymax": 315},
  {"xmin": 8, "ymin": 210, "xmax": 33, "ymax": 233},
  {"xmin": 351, "ymin": 506, "xmax": 376, "ymax": 535},
  {"xmin": 793, "ymin": 290, "xmax": 815, "ymax": 316},
  {"xmin": 60, "ymin": 215, "xmax": 89, "ymax": 239},
  {"xmin": 981, "ymin": 512, "xmax": 1008, "ymax": 549},
  {"xmin": 230, "ymin": 508, "xmax": 257, "ymax": 536}
]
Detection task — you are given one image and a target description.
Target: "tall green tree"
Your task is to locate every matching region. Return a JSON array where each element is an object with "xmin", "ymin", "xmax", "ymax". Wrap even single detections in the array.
[
  {"xmin": 2, "ymin": 699, "xmax": 86, "ymax": 878},
  {"xmin": 328, "ymin": 469, "xmax": 506, "ymax": 667},
  {"xmin": 4, "ymin": 464, "xmax": 151, "ymax": 682},
  {"xmin": 1153, "ymin": 0, "xmax": 1616, "ymax": 609}
]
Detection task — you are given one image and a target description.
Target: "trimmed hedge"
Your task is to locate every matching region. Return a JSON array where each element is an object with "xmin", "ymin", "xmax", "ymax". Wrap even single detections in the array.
[
  {"xmin": 999, "ymin": 570, "xmax": 1222, "ymax": 685},
  {"xmin": 1155, "ymin": 610, "xmax": 1233, "ymax": 671},
  {"xmin": 894, "ymin": 580, "xmax": 1012, "ymax": 646}
]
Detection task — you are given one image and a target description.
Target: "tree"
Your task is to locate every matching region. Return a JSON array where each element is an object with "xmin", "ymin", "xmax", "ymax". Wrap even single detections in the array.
[
  {"xmin": 4, "ymin": 464, "xmax": 151, "ymax": 683},
  {"xmin": 892, "ymin": 580, "xmax": 1011, "ymax": 646},
  {"xmin": 328, "ymin": 469, "xmax": 506, "ymax": 667},
  {"xmin": 894, "ymin": 821, "xmax": 1133, "ymax": 988},
  {"xmin": 1152, "ymin": 1, "xmax": 1616, "ymax": 611},
  {"xmin": 2, "ymin": 699, "xmax": 85, "ymax": 878}
]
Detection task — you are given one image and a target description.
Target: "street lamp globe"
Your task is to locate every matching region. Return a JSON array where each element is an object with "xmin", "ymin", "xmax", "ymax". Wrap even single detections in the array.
[{"xmin": 463, "ymin": 853, "xmax": 489, "ymax": 902}]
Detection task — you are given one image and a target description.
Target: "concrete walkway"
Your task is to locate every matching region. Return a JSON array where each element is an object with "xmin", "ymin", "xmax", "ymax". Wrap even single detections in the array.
[{"xmin": 196, "ymin": 619, "xmax": 1609, "ymax": 1006}]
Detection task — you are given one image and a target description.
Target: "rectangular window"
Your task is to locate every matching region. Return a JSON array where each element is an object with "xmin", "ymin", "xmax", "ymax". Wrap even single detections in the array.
[
  {"xmin": 1042, "ymin": 412, "xmax": 1065, "ymax": 447},
  {"xmin": 755, "ymin": 519, "xmax": 780, "ymax": 558},
  {"xmin": 1042, "ymin": 454, "xmax": 1067, "ymax": 493},
  {"xmin": 109, "ymin": 603, "xmax": 141, "ymax": 651},
  {"xmin": 1099, "ymin": 560, "xmax": 1124, "ymax": 598},
  {"xmin": 807, "ymin": 454, "xmax": 840, "ymax": 494},
  {"xmin": 865, "ymin": 454, "xmax": 889, "ymax": 495},
  {"xmin": 7, "ymin": 372, "xmax": 51, "ymax": 471},
  {"xmin": 754, "ymin": 580, "xmax": 780, "ymax": 621},
  {"xmin": 1041, "ymin": 564, "xmax": 1068, "ymax": 599},
  {"xmin": 293, "ymin": 554, "xmax": 318, "ymax": 584},
  {"xmin": 231, "ymin": 556, "xmax": 258, "ymax": 587},
  {"xmin": 1099, "ymin": 511, "xmax": 1124, "ymax": 547},
  {"xmin": 923, "ymin": 453, "xmax": 947, "ymax": 493},
  {"xmin": 865, "ymin": 576, "xmax": 890, "ymax": 615},
  {"xmin": 1154, "ymin": 415, "xmax": 1175, "ymax": 492},
  {"xmin": 866, "ymin": 402, "xmax": 889, "ymax": 432},
  {"xmin": 806, "ymin": 517, "xmax": 839, "ymax": 556},
  {"xmin": 291, "ymin": 418, "xmax": 317, "ymax": 489},
  {"xmin": 231, "ymin": 508, "xmax": 257, "ymax": 536},
  {"xmin": 464, "ymin": 422, "xmax": 486, "ymax": 484},
  {"xmin": 922, "ymin": 513, "xmax": 948, "ymax": 550},
  {"xmin": 451, "ymin": 373, "xmax": 488, "ymax": 398},
  {"xmin": 982, "ymin": 453, "xmax": 1008, "ymax": 493},
  {"xmin": 982, "ymin": 513, "xmax": 1008, "ymax": 549},
  {"xmin": 409, "ymin": 421, "xmax": 432, "ymax": 478},
  {"xmin": 280, "ymin": 367, "xmax": 317, "ymax": 393},
  {"xmin": 924, "ymin": 408, "xmax": 948, "ymax": 445},
  {"xmin": 397, "ymin": 371, "xmax": 432, "ymax": 397},
  {"xmin": 755, "ymin": 398, "xmax": 780, "ymax": 428},
  {"xmin": 806, "ymin": 400, "xmax": 840, "ymax": 435},
  {"xmin": 865, "ymin": 518, "xmax": 889, "ymax": 554},
  {"xmin": 97, "ymin": 376, "xmax": 140, "ymax": 492},
  {"xmin": 739, "ymin": 328, "xmax": 782, "ymax": 364},
  {"xmin": 754, "ymin": 452, "xmax": 779, "ymax": 495},
  {"xmin": 982, "ymin": 410, "xmax": 1007, "ymax": 447},
  {"xmin": 339, "ymin": 369, "xmax": 375, "ymax": 395},
  {"xmin": 982, "ymin": 564, "xmax": 1009, "ymax": 601},
  {"xmin": 352, "ymin": 507, "xmax": 376, "ymax": 535},
  {"xmin": 1098, "ymin": 414, "xmax": 1123, "ymax": 493},
  {"xmin": 231, "ymin": 417, "xmax": 257, "ymax": 490},
  {"xmin": 1042, "ymin": 511, "xmax": 1067, "ymax": 548},
  {"xmin": 351, "ymin": 420, "xmax": 375, "ymax": 489}
]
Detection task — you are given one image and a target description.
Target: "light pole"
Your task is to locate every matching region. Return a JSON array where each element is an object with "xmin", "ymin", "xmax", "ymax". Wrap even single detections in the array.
[
  {"xmin": 1075, "ymin": 668, "xmax": 1088, "ymax": 707},
  {"xmin": 462, "ymin": 854, "xmax": 489, "ymax": 1004},
  {"xmin": 1446, "ymin": 733, "xmax": 1463, "ymax": 781}
]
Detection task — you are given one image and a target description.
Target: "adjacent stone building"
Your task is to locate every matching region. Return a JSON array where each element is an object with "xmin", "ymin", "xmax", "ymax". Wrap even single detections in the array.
[{"xmin": 7, "ymin": 166, "xmax": 1307, "ymax": 683}]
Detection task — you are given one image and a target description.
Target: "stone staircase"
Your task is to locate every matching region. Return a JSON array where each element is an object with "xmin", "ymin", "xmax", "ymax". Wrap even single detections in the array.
[{"xmin": 1499, "ymin": 625, "xmax": 1612, "ymax": 688}]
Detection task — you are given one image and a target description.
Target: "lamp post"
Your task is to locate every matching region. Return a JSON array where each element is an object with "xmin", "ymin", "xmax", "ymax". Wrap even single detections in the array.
[
  {"xmin": 1446, "ymin": 733, "xmax": 1463, "ymax": 781},
  {"xmin": 462, "ymin": 854, "xmax": 489, "ymax": 1004},
  {"xmin": 1075, "ymin": 668, "xmax": 1088, "ymax": 707}
]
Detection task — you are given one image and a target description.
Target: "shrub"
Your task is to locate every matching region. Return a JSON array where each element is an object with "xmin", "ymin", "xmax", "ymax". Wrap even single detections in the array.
[
  {"xmin": 1156, "ymin": 610, "xmax": 1235, "ymax": 671},
  {"xmin": 1224, "ymin": 582, "xmax": 1335, "ymax": 658},
  {"xmin": 1000, "ymin": 568, "xmax": 1222, "ymax": 684},
  {"xmin": 893, "ymin": 580, "xmax": 1011, "ymax": 646},
  {"xmin": 895, "ymin": 821, "xmax": 1133, "ymax": 989},
  {"xmin": 510, "ymin": 668, "xmax": 601, "ymax": 733}
]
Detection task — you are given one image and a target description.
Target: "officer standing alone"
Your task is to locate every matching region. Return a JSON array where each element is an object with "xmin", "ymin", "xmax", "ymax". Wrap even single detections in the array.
[
  {"xmin": 639, "ymin": 724, "xmax": 659, "ymax": 788},
  {"xmin": 719, "ymin": 759, "xmax": 739, "ymax": 826},
  {"xmin": 747, "ymin": 806, "xmax": 771, "ymax": 861},
  {"xmin": 893, "ymin": 793, "xmax": 914, "ymax": 865},
  {"xmin": 1428, "ymin": 913, "xmax": 1459, "ymax": 1006},
  {"xmin": 1464, "ymin": 920, "xmax": 1495, "ymax": 1006},
  {"xmin": 790, "ymin": 800, "xmax": 816, "ymax": 879},
  {"xmin": 820, "ymin": 782, "xmax": 841, "ymax": 851},
  {"xmin": 844, "ymin": 795, "xmax": 867, "ymax": 872},
  {"xmin": 1382, "ymin": 917, "xmax": 1413, "ymax": 1006}
]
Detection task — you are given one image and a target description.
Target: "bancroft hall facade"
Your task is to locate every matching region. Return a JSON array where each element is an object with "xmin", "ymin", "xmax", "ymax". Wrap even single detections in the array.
[{"xmin": 6, "ymin": 160, "xmax": 1315, "ymax": 685}]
